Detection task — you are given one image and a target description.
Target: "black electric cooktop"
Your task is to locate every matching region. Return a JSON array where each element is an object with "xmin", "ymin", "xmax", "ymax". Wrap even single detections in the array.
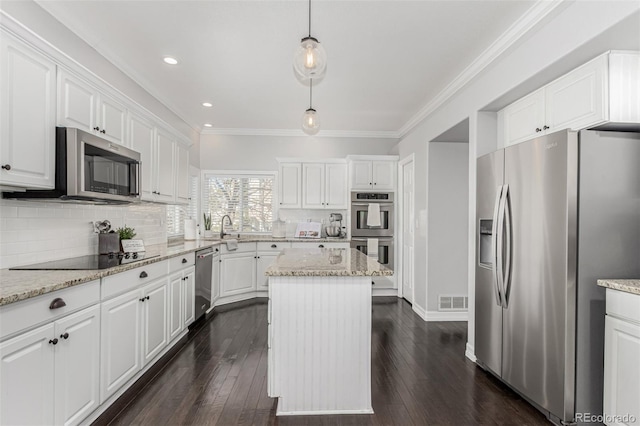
[{"xmin": 10, "ymin": 252, "xmax": 159, "ymax": 270}]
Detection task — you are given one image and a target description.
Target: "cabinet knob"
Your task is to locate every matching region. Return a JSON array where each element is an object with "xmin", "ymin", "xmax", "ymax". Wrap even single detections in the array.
[
  {"xmin": 49, "ymin": 338, "xmax": 58, "ymax": 345},
  {"xmin": 49, "ymin": 298, "xmax": 66, "ymax": 310},
  {"xmin": 535, "ymin": 128, "xmax": 542, "ymax": 133},
  {"xmin": 369, "ymin": 182, "xmax": 372, "ymax": 185},
  {"xmin": 374, "ymin": 183, "xmax": 377, "ymax": 185},
  {"xmin": 139, "ymin": 271, "xmax": 148, "ymax": 278},
  {"xmin": 182, "ymin": 258, "xmax": 187, "ymax": 263},
  {"xmin": 543, "ymin": 125, "xmax": 549, "ymax": 130},
  {"xmin": 271, "ymin": 244, "xmax": 277, "ymax": 248},
  {"xmin": 93, "ymin": 126, "xmax": 100, "ymax": 131},
  {"xmin": 146, "ymin": 295, "xmax": 150, "ymax": 300},
  {"xmin": 100, "ymin": 129, "xmax": 106, "ymax": 134},
  {"xmin": 372, "ymin": 281, "xmax": 376, "ymax": 285},
  {"xmin": 139, "ymin": 297, "xmax": 146, "ymax": 302},
  {"xmin": 1, "ymin": 164, "xmax": 11, "ymax": 170},
  {"xmin": 215, "ymin": 248, "xmax": 219, "ymax": 252},
  {"xmin": 60, "ymin": 332, "xmax": 69, "ymax": 340}
]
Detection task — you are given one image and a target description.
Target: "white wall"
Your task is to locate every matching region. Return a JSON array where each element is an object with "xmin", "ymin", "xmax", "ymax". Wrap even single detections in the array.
[
  {"xmin": 0, "ymin": 199, "xmax": 166, "ymax": 269},
  {"xmin": 200, "ymin": 134, "xmax": 398, "ymax": 171},
  {"xmin": 427, "ymin": 142, "xmax": 469, "ymax": 313},
  {"xmin": 394, "ymin": 2, "xmax": 640, "ymax": 359}
]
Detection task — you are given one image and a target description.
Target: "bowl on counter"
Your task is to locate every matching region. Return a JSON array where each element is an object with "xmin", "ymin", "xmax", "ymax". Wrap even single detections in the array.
[{"xmin": 325, "ymin": 226, "xmax": 342, "ymax": 237}]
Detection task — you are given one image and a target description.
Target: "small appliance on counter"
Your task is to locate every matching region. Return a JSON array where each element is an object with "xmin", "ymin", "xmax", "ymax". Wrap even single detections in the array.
[
  {"xmin": 325, "ymin": 213, "xmax": 345, "ymax": 238},
  {"xmin": 271, "ymin": 219, "xmax": 286, "ymax": 238}
]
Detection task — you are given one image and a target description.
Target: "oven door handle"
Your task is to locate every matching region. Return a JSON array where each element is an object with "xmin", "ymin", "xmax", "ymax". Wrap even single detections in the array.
[
  {"xmin": 351, "ymin": 237, "xmax": 394, "ymax": 242},
  {"xmin": 351, "ymin": 202, "xmax": 393, "ymax": 207}
]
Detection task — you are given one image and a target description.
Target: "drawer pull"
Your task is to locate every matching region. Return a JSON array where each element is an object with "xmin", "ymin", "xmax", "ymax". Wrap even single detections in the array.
[
  {"xmin": 182, "ymin": 258, "xmax": 188, "ymax": 263},
  {"xmin": 318, "ymin": 244, "xmax": 325, "ymax": 248},
  {"xmin": 60, "ymin": 333, "xmax": 69, "ymax": 340},
  {"xmin": 271, "ymin": 244, "xmax": 277, "ymax": 248},
  {"xmin": 49, "ymin": 338, "xmax": 58, "ymax": 345},
  {"xmin": 139, "ymin": 271, "xmax": 148, "ymax": 278},
  {"xmin": 49, "ymin": 298, "xmax": 66, "ymax": 310}
]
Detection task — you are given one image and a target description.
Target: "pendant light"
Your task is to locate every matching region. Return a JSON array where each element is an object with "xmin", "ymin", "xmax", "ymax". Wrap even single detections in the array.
[
  {"xmin": 293, "ymin": 0, "xmax": 327, "ymax": 82},
  {"xmin": 302, "ymin": 79, "xmax": 320, "ymax": 135}
]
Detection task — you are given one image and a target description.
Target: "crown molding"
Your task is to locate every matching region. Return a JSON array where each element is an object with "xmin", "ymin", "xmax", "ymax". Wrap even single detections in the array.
[
  {"xmin": 398, "ymin": 0, "xmax": 567, "ymax": 138},
  {"xmin": 201, "ymin": 127, "xmax": 400, "ymax": 139}
]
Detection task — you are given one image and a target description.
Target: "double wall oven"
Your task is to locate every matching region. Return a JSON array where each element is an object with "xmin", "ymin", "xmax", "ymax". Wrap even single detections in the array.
[{"xmin": 350, "ymin": 192, "xmax": 394, "ymax": 270}]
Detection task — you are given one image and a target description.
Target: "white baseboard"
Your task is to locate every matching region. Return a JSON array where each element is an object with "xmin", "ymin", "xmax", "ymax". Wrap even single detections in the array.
[
  {"xmin": 372, "ymin": 288, "xmax": 397, "ymax": 296},
  {"xmin": 412, "ymin": 303, "xmax": 428, "ymax": 320},
  {"xmin": 424, "ymin": 310, "xmax": 469, "ymax": 321},
  {"xmin": 465, "ymin": 342, "xmax": 476, "ymax": 362}
]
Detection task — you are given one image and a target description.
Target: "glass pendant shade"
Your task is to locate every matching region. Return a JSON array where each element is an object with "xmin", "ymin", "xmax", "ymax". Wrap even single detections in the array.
[
  {"xmin": 302, "ymin": 108, "xmax": 320, "ymax": 135},
  {"xmin": 293, "ymin": 36, "xmax": 327, "ymax": 81}
]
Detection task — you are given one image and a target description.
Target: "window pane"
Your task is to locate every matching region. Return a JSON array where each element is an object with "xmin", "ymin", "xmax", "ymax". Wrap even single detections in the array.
[{"xmin": 203, "ymin": 174, "xmax": 273, "ymax": 233}]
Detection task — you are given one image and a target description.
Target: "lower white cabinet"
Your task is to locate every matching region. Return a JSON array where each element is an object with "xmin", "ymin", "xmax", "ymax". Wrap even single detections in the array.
[
  {"xmin": 603, "ymin": 289, "xmax": 640, "ymax": 426},
  {"xmin": 212, "ymin": 249, "xmax": 220, "ymax": 304},
  {"xmin": 100, "ymin": 277, "xmax": 169, "ymax": 402},
  {"xmin": 220, "ymin": 252, "xmax": 257, "ymax": 298},
  {"xmin": 256, "ymin": 253, "xmax": 278, "ymax": 291},
  {"xmin": 168, "ymin": 266, "xmax": 196, "ymax": 341},
  {"xmin": 0, "ymin": 304, "xmax": 100, "ymax": 426},
  {"xmin": 183, "ymin": 267, "xmax": 195, "ymax": 326}
]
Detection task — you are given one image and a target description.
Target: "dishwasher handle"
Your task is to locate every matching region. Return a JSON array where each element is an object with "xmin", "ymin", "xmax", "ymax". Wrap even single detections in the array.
[{"xmin": 197, "ymin": 251, "xmax": 215, "ymax": 259}]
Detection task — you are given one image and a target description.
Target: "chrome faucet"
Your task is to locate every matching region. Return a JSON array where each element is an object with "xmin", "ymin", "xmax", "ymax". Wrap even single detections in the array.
[{"xmin": 220, "ymin": 215, "xmax": 232, "ymax": 239}]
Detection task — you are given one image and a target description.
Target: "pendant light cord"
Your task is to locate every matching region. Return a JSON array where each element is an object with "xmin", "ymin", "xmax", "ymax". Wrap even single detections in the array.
[
  {"xmin": 309, "ymin": 79, "xmax": 313, "ymax": 109},
  {"xmin": 308, "ymin": 0, "xmax": 312, "ymax": 37}
]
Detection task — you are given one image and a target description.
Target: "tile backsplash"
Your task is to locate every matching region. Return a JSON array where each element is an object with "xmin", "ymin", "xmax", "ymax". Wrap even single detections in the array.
[{"xmin": 0, "ymin": 200, "xmax": 166, "ymax": 269}]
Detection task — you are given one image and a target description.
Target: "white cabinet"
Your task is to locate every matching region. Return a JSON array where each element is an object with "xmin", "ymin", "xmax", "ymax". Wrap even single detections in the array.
[
  {"xmin": 278, "ymin": 162, "xmax": 302, "ymax": 208},
  {"xmin": 183, "ymin": 268, "xmax": 195, "ymax": 326},
  {"xmin": 1, "ymin": 323, "xmax": 55, "ymax": 425},
  {"xmin": 349, "ymin": 159, "xmax": 397, "ymax": 190},
  {"xmin": 0, "ymin": 34, "xmax": 56, "ymax": 189},
  {"xmin": 302, "ymin": 162, "xmax": 348, "ymax": 209},
  {"xmin": 129, "ymin": 116, "xmax": 179, "ymax": 204},
  {"xmin": 220, "ymin": 247, "xmax": 257, "ymax": 298},
  {"xmin": 256, "ymin": 242, "xmax": 290, "ymax": 291},
  {"xmin": 58, "ymin": 69, "xmax": 127, "ymax": 145},
  {"xmin": 100, "ymin": 288, "xmax": 142, "ymax": 403},
  {"xmin": 168, "ymin": 264, "xmax": 195, "ymax": 341},
  {"xmin": 499, "ymin": 51, "xmax": 640, "ymax": 147},
  {"xmin": 291, "ymin": 241, "xmax": 349, "ymax": 249},
  {"xmin": 175, "ymin": 142, "xmax": 190, "ymax": 204},
  {"xmin": 54, "ymin": 305, "xmax": 101, "ymax": 426},
  {"xmin": 0, "ymin": 304, "xmax": 100, "ymax": 426},
  {"xmin": 212, "ymin": 249, "xmax": 221, "ymax": 304},
  {"xmin": 603, "ymin": 289, "xmax": 640, "ymax": 426},
  {"xmin": 141, "ymin": 279, "xmax": 168, "ymax": 366}
]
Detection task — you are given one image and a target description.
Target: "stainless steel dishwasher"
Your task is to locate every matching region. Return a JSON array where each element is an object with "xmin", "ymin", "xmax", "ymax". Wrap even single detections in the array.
[{"xmin": 194, "ymin": 247, "xmax": 214, "ymax": 321}]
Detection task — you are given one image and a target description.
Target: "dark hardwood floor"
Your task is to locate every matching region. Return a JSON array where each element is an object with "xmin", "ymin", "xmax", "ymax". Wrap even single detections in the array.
[{"xmin": 98, "ymin": 297, "xmax": 548, "ymax": 426}]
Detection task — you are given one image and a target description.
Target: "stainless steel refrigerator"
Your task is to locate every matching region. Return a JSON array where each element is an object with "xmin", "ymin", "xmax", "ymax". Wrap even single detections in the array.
[{"xmin": 475, "ymin": 129, "xmax": 640, "ymax": 425}]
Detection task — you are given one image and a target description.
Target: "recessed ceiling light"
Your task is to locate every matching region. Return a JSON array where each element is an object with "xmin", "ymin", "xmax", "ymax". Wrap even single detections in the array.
[
  {"xmin": 163, "ymin": 56, "xmax": 178, "ymax": 65},
  {"xmin": 202, "ymin": 102, "xmax": 213, "ymax": 108},
  {"xmin": 204, "ymin": 123, "xmax": 213, "ymax": 128}
]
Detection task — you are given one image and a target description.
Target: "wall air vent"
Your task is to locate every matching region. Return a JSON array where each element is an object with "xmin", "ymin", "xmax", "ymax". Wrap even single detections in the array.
[{"xmin": 438, "ymin": 295, "xmax": 468, "ymax": 311}]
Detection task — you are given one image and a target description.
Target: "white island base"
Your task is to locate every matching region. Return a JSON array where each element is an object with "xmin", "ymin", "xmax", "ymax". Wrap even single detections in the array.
[{"xmin": 267, "ymin": 275, "xmax": 373, "ymax": 416}]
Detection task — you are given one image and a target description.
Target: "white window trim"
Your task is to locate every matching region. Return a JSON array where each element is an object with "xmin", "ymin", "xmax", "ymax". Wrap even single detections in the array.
[{"xmin": 201, "ymin": 169, "xmax": 277, "ymax": 235}]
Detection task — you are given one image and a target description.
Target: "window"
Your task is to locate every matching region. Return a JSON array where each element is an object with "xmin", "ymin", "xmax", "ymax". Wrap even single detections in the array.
[{"xmin": 202, "ymin": 172, "xmax": 274, "ymax": 233}]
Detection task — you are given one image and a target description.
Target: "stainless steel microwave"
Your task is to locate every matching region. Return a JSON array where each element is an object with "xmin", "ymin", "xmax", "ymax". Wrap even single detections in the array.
[{"xmin": 3, "ymin": 127, "xmax": 141, "ymax": 204}]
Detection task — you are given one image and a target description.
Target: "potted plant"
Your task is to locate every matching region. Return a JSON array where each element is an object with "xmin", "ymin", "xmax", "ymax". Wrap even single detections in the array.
[
  {"xmin": 203, "ymin": 213, "xmax": 214, "ymax": 238},
  {"xmin": 115, "ymin": 225, "xmax": 136, "ymax": 252}
]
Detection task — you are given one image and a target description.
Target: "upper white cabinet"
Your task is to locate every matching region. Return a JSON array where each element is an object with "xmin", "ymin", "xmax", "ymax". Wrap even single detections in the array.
[
  {"xmin": 176, "ymin": 143, "xmax": 190, "ymax": 204},
  {"xmin": 58, "ymin": 69, "xmax": 127, "ymax": 145},
  {"xmin": 155, "ymin": 127, "xmax": 177, "ymax": 203},
  {"xmin": 499, "ymin": 51, "xmax": 640, "ymax": 147},
  {"xmin": 129, "ymin": 111, "xmax": 155, "ymax": 200},
  {"xmin": 349, "ymin": 158, "xmax": 397, "ymax": 190},
  {"xmin": 301, "ymin": 162, "xmax": 348, "ymax": 209},
  {"xmin": 278, "ymin": 162, "xmax": 302, "ymax": 208},
  {"xmin": 0, "ymin": 33, "xmax": 56, "ymax": 189}
]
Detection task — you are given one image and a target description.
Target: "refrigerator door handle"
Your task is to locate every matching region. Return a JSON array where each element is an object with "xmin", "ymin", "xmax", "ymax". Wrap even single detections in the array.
[
  {"xmin": 491, "ymin": 185, "xmax": 504, "ymax": 307},
  {"xmin": 502, "ymin": 184, "xmax": 513, "ymax": 308}
]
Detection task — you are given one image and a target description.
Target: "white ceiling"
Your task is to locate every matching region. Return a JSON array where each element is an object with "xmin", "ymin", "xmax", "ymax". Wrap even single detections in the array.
[{"xmin": 36, "ymin": 0, "xmax": 539, "ymax": 136}]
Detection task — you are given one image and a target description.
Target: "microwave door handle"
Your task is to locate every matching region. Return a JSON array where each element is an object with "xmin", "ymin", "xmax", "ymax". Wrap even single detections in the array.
[{"xmin": 131, "ymin": 162, "xmax": 141, "ymax": 196}]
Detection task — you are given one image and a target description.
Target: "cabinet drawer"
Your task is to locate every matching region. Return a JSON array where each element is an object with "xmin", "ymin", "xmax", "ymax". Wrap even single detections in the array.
[
  {"xmin": 219, "ymin": 242, "xmax": 256, "ymax": 255},
  {"xmin": 256, "ymin": 242, "xmax": 291, "ymax": 252},
  {"xmin": 168, "ymin": 252, "xmax": 195, "ymax": 273},
  {"xmin": 606, "ymin": 289, "xmax": 640, "ymax": 324},
  {"xmin": 101, "ymin": 261, "xmax": 167, "ymax": 300},
  {"xmin": 291, "ymin": 241, "xmax": 348, "ymax": 249},
  {"xmin": 0, "ymin": 280, "xmax": 100, "ymax": 340}
]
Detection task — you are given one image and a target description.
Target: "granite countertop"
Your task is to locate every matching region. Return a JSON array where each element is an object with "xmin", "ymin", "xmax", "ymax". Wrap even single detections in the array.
[
  {"xmin": 0, "ymin": 237, "xmax": 351, "ymax": 306},
  {"xmin": 265, "ymin": 248, "xmax": 393, "ymax": 277},
  {"xmin": 597, "ymin": 279, "xmax": 640, "ymax": 296}
]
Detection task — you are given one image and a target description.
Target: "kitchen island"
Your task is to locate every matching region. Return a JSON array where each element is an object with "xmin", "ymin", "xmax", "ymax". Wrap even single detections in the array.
[{"xmin": 265, "ymin": 248, "xmax": 392, "ymax": 416}]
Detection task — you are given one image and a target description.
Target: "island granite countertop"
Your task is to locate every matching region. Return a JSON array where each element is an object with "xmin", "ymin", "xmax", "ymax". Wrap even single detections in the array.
[
  {"xmin": 0, "ymin": 237, "xmax": 351, "ymax": 306},
  {"xmin": 597, "ymin": 279, "xmax": 640, "ymax": 296},
  {"xmin": 265, "ymin": 248, "xmax": 392, "ymax": 277}
]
